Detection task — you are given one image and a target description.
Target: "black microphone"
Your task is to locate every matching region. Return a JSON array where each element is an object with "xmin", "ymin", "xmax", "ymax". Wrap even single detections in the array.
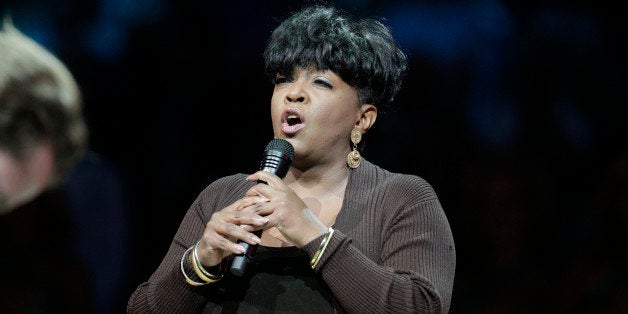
[{"xmin": 230, "ymin": 138, "xmax": 294, "ymax": 276}]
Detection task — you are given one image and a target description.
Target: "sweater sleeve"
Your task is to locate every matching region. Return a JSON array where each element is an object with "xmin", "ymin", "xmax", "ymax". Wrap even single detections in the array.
[
  {"xmin": 302, "ymin": 175, "xmax": 456, "ymax": 313},
  {"xmin": 126, "ymin": 196, "xmax": 210, "ymax": 313},
  {"xmin": 127, "ymin": 175, "xmax": 250, "ymax": 313}
]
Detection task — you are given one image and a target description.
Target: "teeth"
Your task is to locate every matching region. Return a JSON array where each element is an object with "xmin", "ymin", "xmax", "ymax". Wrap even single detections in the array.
[{"xmin": 285, "ymin": 113, "xmax": 301, "ymax": 126}]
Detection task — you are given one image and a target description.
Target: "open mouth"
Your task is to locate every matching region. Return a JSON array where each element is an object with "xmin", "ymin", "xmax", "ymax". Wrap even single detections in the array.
[
  {"xmin": 286, "ymin": 113, "xmax": 302, "ymax": 126},
  {"xmin": 281, "ymin": 108, "xmax": 305, "ymax": 134}
]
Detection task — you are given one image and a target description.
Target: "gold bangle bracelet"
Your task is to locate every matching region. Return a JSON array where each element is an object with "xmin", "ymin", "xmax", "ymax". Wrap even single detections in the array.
[
  {"xmin": 180, "ymin": 246, "xmax": 210, "ymax": 286},
  {"xmin": 191, "ymin": 254, "xmax": 220, "ymax": 283},
  {"xmin": 310, "ymin": 227, "xmax": 334, "ymax": 269},
  {"xmin": 190, "ymin": 246, "xmax": 221, "ymax": 283},
  {"xmin": 192, "ymin": 241, "xmax": 224, "ymax": 282}
]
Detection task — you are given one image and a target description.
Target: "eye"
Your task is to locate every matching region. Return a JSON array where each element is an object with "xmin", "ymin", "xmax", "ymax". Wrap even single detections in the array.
[
  {"xmin": 273, "ymin": 74, "xmax": 291, "ymax": 85},
  {"xmin": 313, "ymin": 77, "xmax": 333, "ymax": 89}
]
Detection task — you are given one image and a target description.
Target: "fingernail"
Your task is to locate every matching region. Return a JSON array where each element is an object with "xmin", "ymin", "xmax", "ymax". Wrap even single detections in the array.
[{"xmin": 251, "ymin": 235, "xmax": 261, "ymax": 244}]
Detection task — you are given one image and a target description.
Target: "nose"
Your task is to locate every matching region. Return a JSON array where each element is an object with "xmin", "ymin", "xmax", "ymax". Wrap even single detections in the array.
[
  {"xmin": 284, "ymin": 80, "xmax": 307, "ymax": 104},
  {"xmin": 286, "ymin": 94, "xmax": 305, "ymax": 103}
]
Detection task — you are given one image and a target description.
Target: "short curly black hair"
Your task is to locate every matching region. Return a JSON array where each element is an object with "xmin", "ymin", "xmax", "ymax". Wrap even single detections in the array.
[{"xmin": 263, "ymin": 3, "xmax": 408, "ymax": 109}]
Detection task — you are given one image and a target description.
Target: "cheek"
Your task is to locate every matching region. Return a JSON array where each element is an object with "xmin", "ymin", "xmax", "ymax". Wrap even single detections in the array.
[
  {"xmin": 326, "ymin": 98, "xmax": 360, "ymax": 125},
  {"xmin": 29, "ymin": 145, "xmax": 55, "ymax": 187},
  {"xmin": 0, "ymin": 152, "xmax": 24, "ymax": 196},
  {"xmin": 312, "ymin": 107, "xmax": 357, "ymax": 141},
  {"xmin": 270, "ymin": 94, "xmax": 283, "ymax": 125},
  {"xmin": 0, "ymin": 145, "xmax": 55, "ymax": 210}
]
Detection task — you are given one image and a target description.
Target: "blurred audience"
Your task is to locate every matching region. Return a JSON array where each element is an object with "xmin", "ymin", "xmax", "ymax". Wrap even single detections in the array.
[
  {"xmin": 0, "ymin": 17, "xmax": 93, "ymax": 312},
  {"xmin": 0, "ymin": 18, "xmax": 87, "ymax": 215},
  {"xmin": 0, "ymin": 17, "xmax": 131, "ymax": 313}
]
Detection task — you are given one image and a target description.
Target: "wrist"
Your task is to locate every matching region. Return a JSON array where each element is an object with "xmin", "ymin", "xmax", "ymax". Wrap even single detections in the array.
[
  {"xmin": 192, "ymin": 241, "xmax": 225, "ymax": 282},
  {"xmin": 291, "ymin": 209, "xmax": 329, "ymax": 247},
  {"xmin": 294, "ymin": 223, "xmax": 328, "ymax": 248},
  {"xmin": 310, "ymin": 227, "xmax": 334, "ymax": 269}
]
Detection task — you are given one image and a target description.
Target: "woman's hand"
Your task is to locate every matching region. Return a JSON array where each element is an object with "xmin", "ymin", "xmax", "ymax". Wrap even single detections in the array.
[
  {"xmin": 244, "ymin": 170, "xmax": 328, "ymax": 247},
  {"xmin": 195, "ymin": 195, "xmax": 269, "ymax": 267}
]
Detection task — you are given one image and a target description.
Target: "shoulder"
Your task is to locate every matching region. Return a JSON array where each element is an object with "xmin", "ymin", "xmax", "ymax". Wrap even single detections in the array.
[
  {"xmin": 200, "ymin": 173, "xmax": 251, "ymax": 195},
  {"xmin": 196, "ymin": 173, "xmax": 253, "ymax": 209},
  {"xmin": 360, "ymin": 162, "xmax": 452, "ymax": 233},
  {"xmin": 357, "ymin": 159, "xmax": 439, "ymax": 204}
]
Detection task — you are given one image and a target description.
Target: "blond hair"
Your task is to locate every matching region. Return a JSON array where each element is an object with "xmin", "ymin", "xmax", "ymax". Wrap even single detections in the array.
[{"xmin": 0, "ymin": 17, "xmax": 87, "ymax": 186}]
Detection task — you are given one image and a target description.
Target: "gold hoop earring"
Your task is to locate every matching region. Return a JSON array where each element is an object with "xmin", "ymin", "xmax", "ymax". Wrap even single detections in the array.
[{"xmin": 347, "ymin": 129, "xmax": 362, "ymax": 169}]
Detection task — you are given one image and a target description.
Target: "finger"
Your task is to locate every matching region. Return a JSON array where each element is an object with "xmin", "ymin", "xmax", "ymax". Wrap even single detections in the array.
[
  {"xmin": 238, "ymin": 202, "xmax": 267, "ymax": 216},
  {"xmin": 247, "ymin": 201, "xmax": 274, "ymax": 217},
  {"xmin": 228, "ymin": 206, "xmax": 270, "ymax": 225},
  {"xmin": 200, "ymin": 230, "xmax": 246, "ymax": 258},
  {"xmin": 244, "ymin": 182, "xmax": 274, "ymax": 199},
  {"xmin": 235, "ymin": 195, "xmax": 270, "ymax": 210},
  {"xmin": 247, "ymin": 170, "xmax": 283, "ymax": 187},
  {"xmin": 217, "ymin": 222, "xmax": 263, "ymax": 248},
  {"xmin": 205, "ymin": 223, "xmax": 261, "ymax": 250}
]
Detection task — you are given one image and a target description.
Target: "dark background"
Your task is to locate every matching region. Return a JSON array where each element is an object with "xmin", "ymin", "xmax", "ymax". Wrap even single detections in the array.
[{"xmin": 1, "ymin": 0, "xmax": 626, "ymax": 313}]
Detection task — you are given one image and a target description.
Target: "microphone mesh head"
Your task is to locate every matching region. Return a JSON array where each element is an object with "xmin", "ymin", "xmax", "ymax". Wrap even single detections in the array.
[{"xmin": 265, "ymin": 138, "xmax": 294, "ymax": 161}]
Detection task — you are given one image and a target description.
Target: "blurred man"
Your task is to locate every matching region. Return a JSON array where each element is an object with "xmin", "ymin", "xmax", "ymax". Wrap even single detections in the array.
[{"xmin": 0, "ymin": 18, "xmax": 88, "ymax": 214}]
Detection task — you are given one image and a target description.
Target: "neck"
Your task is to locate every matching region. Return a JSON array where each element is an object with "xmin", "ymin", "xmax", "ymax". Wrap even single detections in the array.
[{"xmin": 285, "ymin": 159, "xmax": 350, "ymax": 194}]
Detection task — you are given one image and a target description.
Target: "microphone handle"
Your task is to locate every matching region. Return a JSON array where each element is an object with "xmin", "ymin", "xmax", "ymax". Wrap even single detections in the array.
[
  {"xmin": 229, "ymin": 140, "xmax": 293, "ymax": 277},
  {"xmin": 230, "ymin": 179, "xmax": 268, "ymax": 276},
  {"xmin": 230, "ymin": 230, "xmax": 262, "ymax": 276}
]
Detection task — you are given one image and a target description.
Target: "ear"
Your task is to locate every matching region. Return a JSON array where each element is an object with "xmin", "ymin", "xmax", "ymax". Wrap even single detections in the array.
[{"xmin": 355, "ymin": 104, "xmax": 377, "ymax": 132}]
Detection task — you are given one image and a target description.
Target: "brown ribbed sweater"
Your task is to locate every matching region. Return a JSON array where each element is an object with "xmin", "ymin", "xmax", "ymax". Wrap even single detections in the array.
[{"xmin": 127, "ymin": 159, "xmax": 456, "ymax": 313}]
